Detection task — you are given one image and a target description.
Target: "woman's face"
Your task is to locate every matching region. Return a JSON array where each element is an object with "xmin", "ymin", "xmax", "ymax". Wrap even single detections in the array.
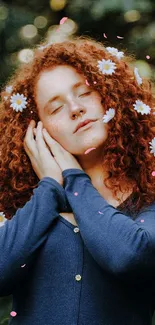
[{"xmin": 35, "ymin": 65, "xmax": 108, "ymax": 155}]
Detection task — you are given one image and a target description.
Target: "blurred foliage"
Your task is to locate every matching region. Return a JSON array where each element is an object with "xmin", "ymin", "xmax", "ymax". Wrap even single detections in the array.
[
  {"xmin": 0, "ymin": 0, "xmax": 155, "ymax": 323},
  {"xmin": 0, "ymin": 0, "xmax": 155, "ymax": 90},
  {"xmin": 0, "ymin": 296, "xmax": 12, "ymax": 324}
]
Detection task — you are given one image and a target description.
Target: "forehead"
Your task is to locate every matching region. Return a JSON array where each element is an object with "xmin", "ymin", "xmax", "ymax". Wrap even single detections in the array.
[
  {"xmin": 36, "ymin": 65, "xmax": 85, "ymax": 92},
  {"xmin": 35, "ymin": 65, "xmax": 87, "ymax": 111}
]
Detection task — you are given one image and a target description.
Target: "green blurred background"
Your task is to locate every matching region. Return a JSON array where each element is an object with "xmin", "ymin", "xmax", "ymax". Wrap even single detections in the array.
[{"xmin": 0, "ymin": 0, "xmax": 155, "ymax": 323}]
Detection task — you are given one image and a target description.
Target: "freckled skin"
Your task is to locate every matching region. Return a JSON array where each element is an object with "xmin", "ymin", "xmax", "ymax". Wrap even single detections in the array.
[
  {"xmin": 35, "ymin": 64, "xmax": 133, "ymax": 208},
  {"xmin": 35, "ymin": 65, "xmax": 109, "ymax": 157}
]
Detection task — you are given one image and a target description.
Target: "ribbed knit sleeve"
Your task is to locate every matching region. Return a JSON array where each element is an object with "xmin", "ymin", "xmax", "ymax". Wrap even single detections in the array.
[
  {"xmin": 0, "ymin": 177, "xmax": 67, "ymax": 296},
  {"xmin": 63, "ymin": 168, "xmax": 155, "ymax": 279}
]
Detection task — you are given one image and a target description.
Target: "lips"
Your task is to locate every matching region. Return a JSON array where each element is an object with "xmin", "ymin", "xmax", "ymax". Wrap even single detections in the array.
[{"xmin": 74, "ymin": 119, "xmax": 97, "ymax": 133}]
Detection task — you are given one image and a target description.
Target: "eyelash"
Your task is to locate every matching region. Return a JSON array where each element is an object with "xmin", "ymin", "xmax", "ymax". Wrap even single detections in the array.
[
  {"xmin": 79, "ymin": 91, "xmax": 92, "ymax": 97},
  {"xmin": 52, "ymin": 92, "xmax": 92, "ymax": 113}
]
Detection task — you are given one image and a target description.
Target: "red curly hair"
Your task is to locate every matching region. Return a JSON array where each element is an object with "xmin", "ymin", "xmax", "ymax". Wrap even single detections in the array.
[{"xmin": 0, "ymin": 35, "xmax": 155, "ymax": 220}]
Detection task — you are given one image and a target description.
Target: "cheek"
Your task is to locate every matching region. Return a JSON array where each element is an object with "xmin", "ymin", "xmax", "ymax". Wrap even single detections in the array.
[{"xmin": 46, "ymin": 122, "xmax": 68, "ymax": 142}]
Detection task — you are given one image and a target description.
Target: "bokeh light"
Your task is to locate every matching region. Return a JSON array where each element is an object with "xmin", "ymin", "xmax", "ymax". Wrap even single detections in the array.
[
  {"xmin": 132, "ymin": 60, "xmax": 152, "ymax": 79},
  {"xmin": 58, "ymin": 18, "xmax": 77, "ymax": 35},
  {"xmin": 146, "ymin": 23, "xmax": 155, "ymax": 40},
  {"xmin": 46, "ymin": 19, "xmax": 77, "ymax": 44},
  {"xmin": 20, "ymin": 24, "xmax": 38, "ymax": 39},
  {"xmin": 124, "ymin": 10, "xmax": 141, "ymax": 23},
  {"xmin": 34, "ymin": 16, "xmax": 48, "ymax": 29},
  {"xmin": 49, "ymin": 0, "xmax": 67, "ymax": 11},
  {"xmin": 18, "ymin": 49, "xmax": 34, "ymax": 63},
  {"xmin": 0, "ymin": 5, "xmax": 8, "ymax": 20}
]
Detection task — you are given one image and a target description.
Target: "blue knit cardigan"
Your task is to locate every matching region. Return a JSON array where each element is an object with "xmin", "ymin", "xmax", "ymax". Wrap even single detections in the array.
[{"xmin": 0, "ymin": 168, "xmax": 155, "ymax": 325}]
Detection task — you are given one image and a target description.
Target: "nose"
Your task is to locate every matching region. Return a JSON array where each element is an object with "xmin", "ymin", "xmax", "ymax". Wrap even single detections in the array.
[{"xmin": 69, "ymin": 99, "xmax": 86, "ymax": 119}]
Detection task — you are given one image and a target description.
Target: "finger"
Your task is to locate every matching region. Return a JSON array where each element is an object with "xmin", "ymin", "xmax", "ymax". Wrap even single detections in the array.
[
  {"xmin": 42, "ymin": 128, "xmax": 65, "ymax": 157},
  {"xmin": 24, "ymin": 121, "xmax": 38, "ymax": 157},
  {"xmin": 24, "ymin": 120, "xmax": 36, "ymax": 144},
  {"xmin": 30, "ymin": 120, "xmax": 36, "ymax": 141},
  {"xmin": 36, "ymin": 121, "xmax": 53, "ymax": 155}
]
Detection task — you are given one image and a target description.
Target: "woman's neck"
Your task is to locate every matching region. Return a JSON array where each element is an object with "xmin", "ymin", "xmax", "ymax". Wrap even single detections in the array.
[{"xmin": 83, "ymin": 164, "xmax": 134, "ymax": 207}]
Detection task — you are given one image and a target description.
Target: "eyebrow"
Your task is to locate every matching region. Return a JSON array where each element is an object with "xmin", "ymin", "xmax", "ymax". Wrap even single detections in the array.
[{"xmin": 44, "ymin": 81, "xmax": 87, "ymax": 109}]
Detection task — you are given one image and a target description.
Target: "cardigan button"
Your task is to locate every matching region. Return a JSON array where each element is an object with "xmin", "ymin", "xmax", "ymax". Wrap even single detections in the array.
[
  {"xmin": 75, "ymin": 274, "xmax": 82, "ymax": 281},
  {"xmin": 73, "ymin": 227, "xmax": 80, "ymax": 233}
]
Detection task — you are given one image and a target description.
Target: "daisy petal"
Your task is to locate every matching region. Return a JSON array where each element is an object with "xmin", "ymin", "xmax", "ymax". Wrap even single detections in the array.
[
  {"xmin": 106, "ymin": 47, "xmax": 124, "ymax": 60},
  {"xmin": 10, "ymin": 93, "xmax": 28, "ymax": 112},
  {"xmin": 102, "ymin": 108, "xmax": 115, "ymax": 123},
  {"xmin": 149, "ymin": 137, "xmax": 155, "ymax": 156},
  {"xmin": 134, "ymin": 67, "xmax": 142, "ymax": 85},
  {"xmin": 5, "ymin": 85, "xmax": 13, "ymax": 93},
  {"xmin": 133, "ymin": 100, "xmax": 151, "ymax": 115},
  {"xmin": 97, "ymin": 59, "xmax": 116, "ymax": 75}
]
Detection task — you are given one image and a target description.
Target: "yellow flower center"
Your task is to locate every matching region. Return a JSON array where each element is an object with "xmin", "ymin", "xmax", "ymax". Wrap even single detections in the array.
[
  {"xmin": 139, "ymin": 106, "xmax": 144, "ymax": 111},
  {"xmin": 104, "ymin": 64, "xmax": 110, "ymax": 70},
  {"xmin": 16, "ymin": 99, "xmax": 22, "ymax": 105},
  {"xmin": 0, "ymin": 216, "xmax": 4, "ymax": 222}
]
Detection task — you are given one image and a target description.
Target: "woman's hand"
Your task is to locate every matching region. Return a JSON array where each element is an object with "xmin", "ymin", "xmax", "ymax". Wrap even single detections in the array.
[
  {"xmin": 39, "ymin": 122, "xmax": 83, "ymax": 172},
  {"xmin": 23, "ymin": 120, "xmax": 64, "ymax": 185}
]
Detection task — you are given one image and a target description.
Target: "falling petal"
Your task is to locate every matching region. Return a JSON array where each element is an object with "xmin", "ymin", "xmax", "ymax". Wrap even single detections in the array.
[
  {"xmin": 10, "ymin": 311, "xmax": 17, "ymax": 317},
  {"xmin": 21, "ymin": 264, "xmax": 26, "ymax": 268},
  {"xmin": 117, "ymin": 36, "xmax": 124, "ymax": 39},
  {"xmin": 85, "ymin": 80, "xmax": 90, "ymax": 86},
  {"xmin": 84, "ymin": 147, "xmax": 96, "ymax": 154},
  {"xmin": 103, "ymin": 33, "xmax": 107, "ymax": 38},
  {"xmin": 152, "ymin": 171, "xmax": 155, "ymax": 176},
  {"xmin": 74, "ymin": 192, "xmax": 78, "ymax": 196},
  {"xmin": 94, "ymin": 81, "xmax": 97, "ymax": 84},
  {"xmin": 98, "ymin": 211, "xmax": 103, "ymax": 214},
  {"xmin": 60, "ymin": 17, "xmax": 68, "ymax": 25},
  {"xmin": 140, "ymin": 219, "xmax": 144, "ymax": 223},
  {"xmin": 146, "ymin": 55, "xmax": 150, "ymax": 59}
]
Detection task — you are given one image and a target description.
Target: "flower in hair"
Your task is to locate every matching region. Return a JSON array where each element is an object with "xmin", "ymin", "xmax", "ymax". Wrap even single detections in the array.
[
  {"xmin": 106, "ymin": 47, "xmax": 124, "ymax": 60},
  {"xmin": 149, "ymin": 137, "xmax": 155, "ymax": 157},
  {"xmin": 133, "ymin": 100, "xmax": 151, "ymax": 115},
  {"xmin": 97, "ymin": 59, "xmax": 116, "ymax": 75},
  {"xmin": 102, "ymin": 108, "xmax": 115, "ymax": 123},
  {"xmin": 134, "ymin": 67, "xmax": 142, "ymax": 85},
  {"xmin": 0, "ymin": 212, "xmax": 7, "ymax": 227},
  {"xmin": 10, "ymin": 93, "xmax": 28, "ymax": 112},
  {"xmin": 5, "ymin": 85, "xmax": 13, "ymax": 93}
]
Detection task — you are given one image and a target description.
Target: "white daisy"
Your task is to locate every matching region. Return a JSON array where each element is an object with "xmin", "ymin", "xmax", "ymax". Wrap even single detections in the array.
[
  {"xmin": 134, "ymin": 67, "xmax": 142, "ymax": 86},
  {"xmin": 133, "ymin": 100, "xmax": 151, "ymax": 115},
  {"xmin": 97, "ymin": 59, "xmax": 116, "ymax": 75},
  {"xmin": 10, "ymin": 93, "xmax": 28, "ymax": 112},
  {"xmin": 106, "ymin": 47, "xmax": 124, "ymax": 60},
  {"xmin": 102, "ymin": 108, "xmax": 115, "ymax": 123},
  {"xmin": 0, "ymin": 212, "xmax": 7, "ymax": 227},
  {"xmin": 5, "ymin": 85, "xmax": 13, "ymax": 93},
  {"xmin": 149, "ymin": 137, "xmax": 155, "ymax": 157}
]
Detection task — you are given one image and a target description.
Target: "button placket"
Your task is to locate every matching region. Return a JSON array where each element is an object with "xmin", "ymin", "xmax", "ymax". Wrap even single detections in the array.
[
  {"xmin": 75, "ymin": 274, "xmax": 82, "ymax": 281},
  {"xmin": 73, "ymin": 227, "xmax": 80, "ymax": 233}
]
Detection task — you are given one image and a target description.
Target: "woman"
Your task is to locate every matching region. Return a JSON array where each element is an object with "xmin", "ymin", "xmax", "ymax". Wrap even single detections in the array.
[{"xmin": 0, "ymin": 36, "xmax": 155, "ymax": 325}]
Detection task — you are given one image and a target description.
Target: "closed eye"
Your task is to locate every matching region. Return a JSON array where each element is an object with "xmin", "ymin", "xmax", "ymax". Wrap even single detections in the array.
[
  {"xmin": 79, "ymin": 91, "xmax": 92, "ymax": 97},
  {"xmin": 51, "ymin": 105, "xmax": 63, "ymax": 113}
]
